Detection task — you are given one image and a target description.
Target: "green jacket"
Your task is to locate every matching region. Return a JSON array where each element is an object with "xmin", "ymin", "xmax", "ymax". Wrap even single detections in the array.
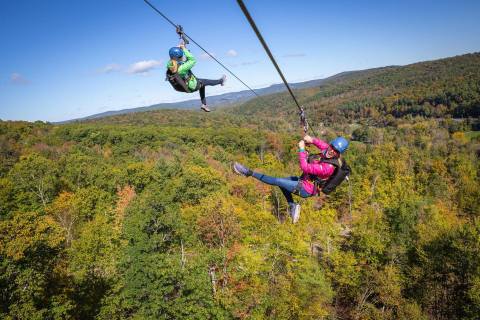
[{"xmin": 166, "ymin": 48, "xmax": 198, "ymax": 91}]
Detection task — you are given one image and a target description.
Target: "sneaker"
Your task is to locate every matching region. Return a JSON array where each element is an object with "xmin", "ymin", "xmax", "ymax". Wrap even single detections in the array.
[
  {"xmin": 201, "ymin": 104, "xmax": 211, "ymax": 112},
  {"xmin": 232, "ymin": 162, "xmax": 252, "ymax": 177},
  {"xmin": 340, "ymin": 226, "xmax": 352, "ymax": 237},
  {"xmin": 220, "ymin": 75, "xmax": 227, "ymax": 86},
  {"xmin": 289, "ymin": 203, "xmax": 301, "ymax": 223}
]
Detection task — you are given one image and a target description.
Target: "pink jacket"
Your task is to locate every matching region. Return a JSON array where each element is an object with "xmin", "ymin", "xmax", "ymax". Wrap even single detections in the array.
[{"xmin": 298, "ymin": 138, "xmax": 336, "ymax": 195}]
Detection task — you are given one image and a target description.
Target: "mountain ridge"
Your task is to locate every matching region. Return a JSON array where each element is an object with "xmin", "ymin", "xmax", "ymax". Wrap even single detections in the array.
[
  {"xmin": 58, "ymin": 77, "xmax": 335, "ymax": 124},
  {"xmin": 60, "ymin": 52, "xmax": 479, "ymax": 124}
]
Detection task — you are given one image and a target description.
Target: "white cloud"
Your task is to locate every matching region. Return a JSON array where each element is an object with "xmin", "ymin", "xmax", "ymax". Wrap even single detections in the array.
[
  {"xmin": 128, "ymin": 60, "xmax": 162, "ymax": 74},
  {"xmin": 100, "ymin": 63, "xmax": 121, "ymax": 73},
  {"xmin": 10, "ymin": 73, "xmax": 29, "ymax": 84},
  {"xmin": 227, "ymin": 49, "xmax": 238, "ymax": 57}
]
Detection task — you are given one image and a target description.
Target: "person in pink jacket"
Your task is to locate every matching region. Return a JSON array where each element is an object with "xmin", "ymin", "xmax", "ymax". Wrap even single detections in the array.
[{"xmin": 233, "ymin": 135, "xmax": 349, "ymax": 223}]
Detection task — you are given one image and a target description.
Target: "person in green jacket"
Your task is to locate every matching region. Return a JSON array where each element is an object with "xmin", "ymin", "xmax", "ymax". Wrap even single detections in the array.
[{"xmin": 166, "ymin": 44, "xmax": 226, "ymax": 112}]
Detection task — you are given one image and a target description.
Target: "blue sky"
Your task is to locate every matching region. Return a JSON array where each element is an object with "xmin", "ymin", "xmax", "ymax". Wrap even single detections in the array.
[{"xmin": 1, "ymin": 0, "xmax": 479, "ymax": 122}]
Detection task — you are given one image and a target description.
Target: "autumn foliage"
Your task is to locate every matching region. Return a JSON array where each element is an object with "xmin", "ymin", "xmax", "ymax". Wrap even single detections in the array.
[{"xmin": 0, "ymin": 53, "xmax": 479, "ymax": 319}]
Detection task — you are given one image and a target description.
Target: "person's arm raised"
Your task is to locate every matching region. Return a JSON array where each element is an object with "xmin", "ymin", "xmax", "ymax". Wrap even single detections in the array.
[
  {"xmin": 304, "ymin": 135, "xmax": 330, "ymax": 152},
  {"xmin": 177, "ymin": 47, "xmax": 196, "ymax": 74}
]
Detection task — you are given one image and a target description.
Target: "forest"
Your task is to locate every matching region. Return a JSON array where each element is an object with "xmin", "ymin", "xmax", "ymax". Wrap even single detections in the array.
[{"xmin": 0, "ymin": 53, "xmax": 479, "ymax": 319}]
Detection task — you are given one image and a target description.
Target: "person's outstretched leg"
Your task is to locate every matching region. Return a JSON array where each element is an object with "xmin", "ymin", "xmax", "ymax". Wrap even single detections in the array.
[
  {"xmin": 251, "ymin": 172, "xmax": 298, "ymax": 195},
  {"xmin": 252, "ymin": 173, "xmax": 302, "ymax": 223},
  {"xmin": 197, "ymin": 76, "xmax": 226, "ymax": 111},
  {"xmin": 198, "ymin": 85, "xmax": 209, "ymax": 112},
  {"xmin": 197, "ymin": 76, "xmax": 225, "ymax": 87},
  {"xmin": 233, "ymin": 162, "xmax": 302, "ymax": 223}
]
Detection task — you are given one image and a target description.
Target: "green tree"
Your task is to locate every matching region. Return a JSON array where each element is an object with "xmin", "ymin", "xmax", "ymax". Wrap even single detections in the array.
[
  {"xmin": 9, "ymin": 153, "xmax": 59, "ymax": 209},
  {"xmin": 0, "ymin": 211, "xmax": 69, "ymax": 319}
]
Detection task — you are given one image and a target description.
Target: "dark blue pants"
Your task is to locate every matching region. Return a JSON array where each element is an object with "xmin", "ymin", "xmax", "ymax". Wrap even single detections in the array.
[
  {"xmin": 252, "ymin": 173, "xmax": 311, "ymax": 205},
  {"xmin": 196, "ymin": 78, "xmax": 223, "ymax": 105}
]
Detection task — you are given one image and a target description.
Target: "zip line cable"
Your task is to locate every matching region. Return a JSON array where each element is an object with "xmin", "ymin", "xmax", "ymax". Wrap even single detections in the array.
[
  {"xmin": 143, "ymin": 0, "xmax": 259, "ymax": 97},
  {"xmin": 236, "ymin": 0, "xmax": 317, "ymax": 136}
]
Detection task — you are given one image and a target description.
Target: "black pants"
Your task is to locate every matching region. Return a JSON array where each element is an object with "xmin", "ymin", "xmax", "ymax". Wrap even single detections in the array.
[{"xmin": 196, "ymin": 78, "xmax": 223, "ymax": 105}]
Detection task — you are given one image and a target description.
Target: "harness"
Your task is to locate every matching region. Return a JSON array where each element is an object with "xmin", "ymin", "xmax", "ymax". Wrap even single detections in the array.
[
  {"xmin": 307, "ymin": 154, "xmax": 351, "ymax": 195},
  {"xmin": 166, "ymin": 69, "xmax": 195, "ymax": 93}
]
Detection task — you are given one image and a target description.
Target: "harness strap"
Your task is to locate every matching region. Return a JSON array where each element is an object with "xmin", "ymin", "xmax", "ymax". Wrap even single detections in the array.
[
  {"xmin": 309, "ymin": 157, "xmax": 342, "ymax": 194},
  {"xmin": 166, "ymin": 69, "xmax": 193, "ymax": 93}
]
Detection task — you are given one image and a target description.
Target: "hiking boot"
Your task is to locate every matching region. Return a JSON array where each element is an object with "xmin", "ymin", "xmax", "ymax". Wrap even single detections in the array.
[
  {"xmin": 232, "ymin": 162, "xmax": 252, "ymax": 177},
  {"xmin": 201, "ymin": 104, "xmax": 211, "ymax": 112},
  {"xmin": 289, "ymin": 203, "xmax": 301, "ymax": 223},
  {"xmin": 220, "ymin": 75, "xmax": 227, "ymax": 86}
]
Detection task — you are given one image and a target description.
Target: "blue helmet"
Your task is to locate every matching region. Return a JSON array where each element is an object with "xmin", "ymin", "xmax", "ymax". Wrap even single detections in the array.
[
  {"xmin": 169, "ymin": 47, "xmax": 184, "ymax": 59},
  {"xmin": 330, "ymin": 136, "xmax": 349, "ymax": 153}
]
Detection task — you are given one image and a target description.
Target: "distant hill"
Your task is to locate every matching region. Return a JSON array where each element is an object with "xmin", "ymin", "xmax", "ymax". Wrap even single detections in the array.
[
  {"xmin": 60, "ymin": 77, "xmax": 332, "ymax": 123},
  {"xmin": 227, "ymin": 52, "xmax": 480, "ymax": 126},
  {"xmin": 64, "ymin": 52, "xmax": 480, "ymax": 127}
]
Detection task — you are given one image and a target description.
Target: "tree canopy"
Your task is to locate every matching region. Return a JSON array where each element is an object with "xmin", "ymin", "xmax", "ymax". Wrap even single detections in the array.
[{"xmin": 1, "ymin": 52, "xmax": 479, "ymax": 319}]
